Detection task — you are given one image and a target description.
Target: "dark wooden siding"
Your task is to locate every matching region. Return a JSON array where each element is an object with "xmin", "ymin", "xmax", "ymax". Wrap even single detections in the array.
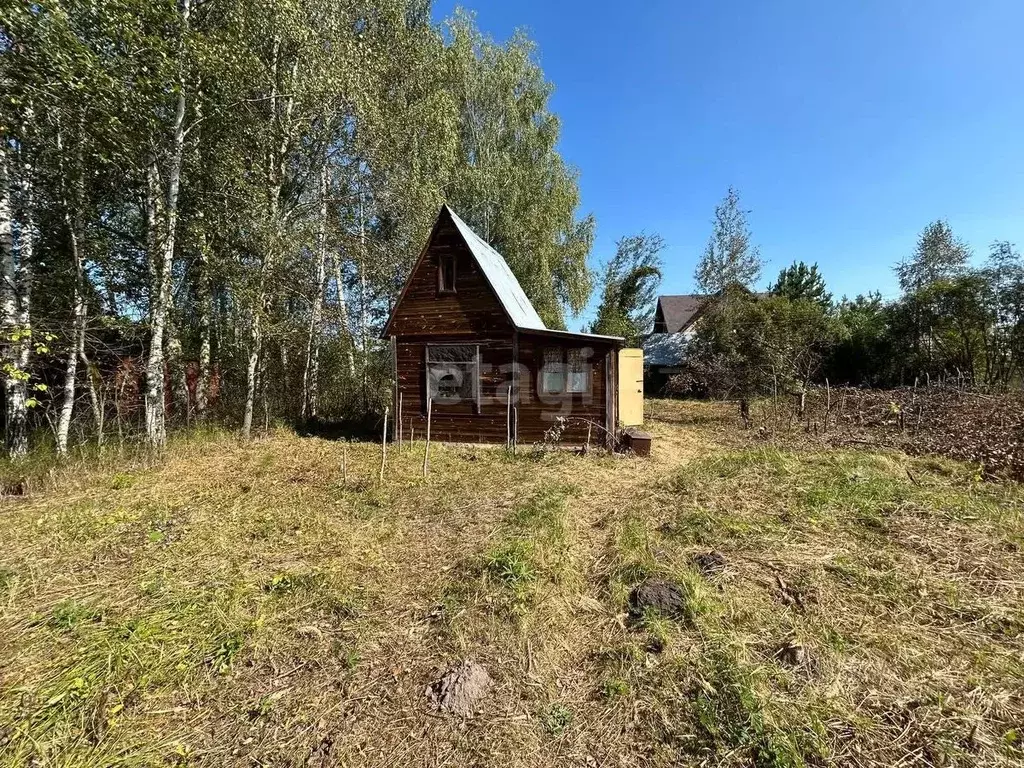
[
  {"xmin": 515, "ymin": 334, "xmax": 612, "ymax": 445},
  {"xmin": 396, "ymin": 337, "xmax": 515, "ymax": 443},
  {"xmin": 387, "ymin": 216, "xmax": 513, "ymax": 339},
  {"xmin": 395, "ymin": 334, "xmax": 615, "ymax": 446}
]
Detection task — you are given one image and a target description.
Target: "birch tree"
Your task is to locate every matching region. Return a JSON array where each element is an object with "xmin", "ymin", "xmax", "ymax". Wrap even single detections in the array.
[
  {"xmin": 143, "ymin": 0, "xmax": 192, "ymax": 449},
  {"xmin": 695, "ymin": 187, "xmax": 763, "ymax": 294}
]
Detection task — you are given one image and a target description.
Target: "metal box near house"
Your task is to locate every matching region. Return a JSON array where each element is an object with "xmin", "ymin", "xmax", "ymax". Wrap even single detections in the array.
[{"xmin": 623, "ymin": 428, "xmax": 652, "ymax": 457}]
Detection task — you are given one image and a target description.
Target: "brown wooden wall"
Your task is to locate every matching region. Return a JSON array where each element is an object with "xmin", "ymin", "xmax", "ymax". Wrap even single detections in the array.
[
  {"xmin": 387, "ymin": 215, "xmax": 513, "ymax": 339},
  {"xmin": 394, "ymin": 334, "xmax": 615, "ymax": 446}
]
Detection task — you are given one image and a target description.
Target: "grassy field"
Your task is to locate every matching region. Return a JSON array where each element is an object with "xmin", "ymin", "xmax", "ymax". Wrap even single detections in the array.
[{"xmin": 1, "ymin": 400, "xmax": 1022, "ymax": 767}]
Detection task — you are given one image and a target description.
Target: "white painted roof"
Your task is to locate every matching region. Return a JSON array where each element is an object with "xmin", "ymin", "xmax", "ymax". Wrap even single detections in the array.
[{"xmin": 445, "ymin": 206, "xmax": 548, "ymax": 332}]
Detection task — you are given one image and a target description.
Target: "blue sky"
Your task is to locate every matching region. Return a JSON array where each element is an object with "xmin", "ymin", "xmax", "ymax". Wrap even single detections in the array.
[{"xmin": 432, "ymin": 0, "xmax": 1024, "ymax": 327}]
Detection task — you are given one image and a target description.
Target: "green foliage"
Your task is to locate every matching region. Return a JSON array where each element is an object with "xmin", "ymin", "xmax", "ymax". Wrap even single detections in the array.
[
  {"xmin": 680, "ymin": 292, "xmax": 838, "ymax": 398},
  {"xmin": 484, "ymin": 539, "xmax": 537, "ymax": 589},
  {"xmin": 769, "ymin": 261, "xmax": 832, "ymax": 308},
  {"xmin": 210, "ymin": 630, "xmax": 246, "ymax": 674},
  {"xmin": 442, "ymin": 13, "xmax": 595, "ymax": 328},
  {"xmin": 49, "ymin": 600, "xmax": 102, "ymax": 631},
  {"xmin": 541, "ymin": 703, "xmax": 573, "ymax": 735},
  {"xmin": 601, "ymin": 677, "xmax": 630, "ymax": 699},
  {"xmin": 895, "ymin": 219, "xmax": 972, "ymax": 293},
  {"xmin": 695, "ymin": 187, "xmax": 763, "ymax": 294},
  {"xmin": 590, "ymin": 233, "xmax": 664, "ymax": 344},
  {"xmin": 689, "ymin": 645, "xmax": 823, "ymax": 768},
  {"xmin": 0, "ymin": 0, "xmax": 596, "ymax": 454}
]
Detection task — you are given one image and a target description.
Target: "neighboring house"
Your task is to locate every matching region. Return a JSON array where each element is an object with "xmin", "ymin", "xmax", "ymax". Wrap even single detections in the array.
[
  {"xmin": 651, "ymin": 294, "xmax": 714, "ymax": 337},
  {"xmin": 643, "ymin": 290, "xmax": 767, "ymax": 392},
  {"xmin": 382, "ymin": 205, "xmax": 625, "ymax": 445},
  {"xmin": 643, "ymin": 294, "xmax": 710, "ymax": 390}
]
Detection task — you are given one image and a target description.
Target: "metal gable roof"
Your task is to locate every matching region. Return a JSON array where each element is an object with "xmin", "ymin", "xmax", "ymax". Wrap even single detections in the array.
[{"xmin": 444, "ymin": 206, "xmax": 548, "ymax": 332}]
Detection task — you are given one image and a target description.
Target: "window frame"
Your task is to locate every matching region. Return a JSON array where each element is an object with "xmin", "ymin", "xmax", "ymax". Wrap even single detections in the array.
[
  {"xmin": 437, "ymin": 253, "xmax": 457, "ymax": 294},
  {"xmin": 566, "ymin": 348, "xmax": 590, "ymax": 394},
  {"xmin": 540, "ymin": 347, "xmax": 591, "ymax": 395},
  {"xmin": 424, "ymin": 343, "xmax": 480, "ymax": 413},
  {"xmin": 541, "ymin": 348, "xmax": 565, "ymax": 395}
]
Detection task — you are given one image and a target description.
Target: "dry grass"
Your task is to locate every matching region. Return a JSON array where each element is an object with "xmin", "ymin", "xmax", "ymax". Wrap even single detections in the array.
[{"xmin": 0, "ymin": 401, "xmax": 1022, "ymax": 767}]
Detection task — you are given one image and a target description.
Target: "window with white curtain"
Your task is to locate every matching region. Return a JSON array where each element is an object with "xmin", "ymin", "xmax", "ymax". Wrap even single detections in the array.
[
  {"xmin": 541, "ymin": 348, "xmax": 564, "ymax": 394},
  {"xmin": 567, "ymin": 348, "xmax": 589, "ymax": 393},
  {"xmin": 541, "ymin": 347, "xmax": 591, "ymax": 394}
]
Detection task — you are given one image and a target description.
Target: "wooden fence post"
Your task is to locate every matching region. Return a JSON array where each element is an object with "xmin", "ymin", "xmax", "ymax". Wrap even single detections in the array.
[
  {"xmin": 824, "ymin": 378, "xmax": 831, "ymax": 433},
  {"xmin": 422, "ymin": 397, "xmax": 432, "ymax": 476},
  {"xmin": 380, "ymin": 407, "xmax": 388, "ymax": 483}
]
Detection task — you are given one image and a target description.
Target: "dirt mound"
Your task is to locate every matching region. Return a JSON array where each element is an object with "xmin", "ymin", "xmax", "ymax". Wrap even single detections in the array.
[
  {"xmin": 425, "ymin": 660, "xmax": 492, "ymax": 717},
  {"xmin": 628, "ymin": 579, "xmax": 686, "ymax": 619},
  {"xmin": 692, "ymin": 550, "xmax": 727, "ymax": 577}
]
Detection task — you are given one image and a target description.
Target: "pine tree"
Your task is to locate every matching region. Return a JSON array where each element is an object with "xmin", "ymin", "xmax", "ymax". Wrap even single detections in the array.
[{"xmin": 769, "ymin": 261, "xmax": 832, "ymax": 308}]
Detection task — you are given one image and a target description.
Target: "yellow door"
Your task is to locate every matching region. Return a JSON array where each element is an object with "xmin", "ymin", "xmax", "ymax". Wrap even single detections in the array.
[{"xmin": 617, "ymin": 348, "xmax": 644, "ymax": 427}]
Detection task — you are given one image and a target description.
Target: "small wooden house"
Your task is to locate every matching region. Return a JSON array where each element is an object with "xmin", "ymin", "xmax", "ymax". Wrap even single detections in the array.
[{"xmin": 383, "ymin": 205, "xmax": 629, "ymax": 446}]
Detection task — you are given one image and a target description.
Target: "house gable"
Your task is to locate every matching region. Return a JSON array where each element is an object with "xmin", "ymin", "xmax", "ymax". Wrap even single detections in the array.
[{"xmin": 385, "ymin": 207, "xmax": 516, "ymax": 338}]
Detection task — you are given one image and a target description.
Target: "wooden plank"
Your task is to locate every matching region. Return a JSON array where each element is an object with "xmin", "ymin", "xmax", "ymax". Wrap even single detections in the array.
[
  {"xmin": 605, "ymin": 348, "xmax": 614, "ymax": 448},
  {"xmin": 386, "ymin": 216, "xmax": 514, "ymax": 338},
  {"xmin": 390, "ymin": 335, "xmax": 398, "ymax": 442}
]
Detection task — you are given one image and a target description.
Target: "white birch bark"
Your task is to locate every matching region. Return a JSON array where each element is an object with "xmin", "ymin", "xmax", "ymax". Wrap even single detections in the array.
[
  {"xmin": 333, "ymin": 252, "xmax": 356, "ymax": 377},
  {"xmin": 167, "ymin": 318, "xmax": 189, "ymax": 423},
  {"xmin": 144, "ymin": 0, "xmax": 190, "ymax": 449},
  {"xmin": 1, "ymin": 137, "xmax": 32, "ymax": 458},
  {"xmin": 54, "ymin": 121, "xmax": 87, "ymax": 456},
  {"xmin": 80, "ymin": 340, "xmax": 103, "ymax": 447},
  {"xmin": 242, "ymin": 312, "xmax": 259, "ymax": 437},
  {"xmin": 243, "ymin": 37, "xmax": 296, "ymax": 438},
  {"xmin": 56, "ymin": 236, "xmax": 85, "ymax": 456}
]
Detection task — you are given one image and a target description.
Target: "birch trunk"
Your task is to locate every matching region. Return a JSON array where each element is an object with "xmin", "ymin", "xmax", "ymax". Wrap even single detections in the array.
[
  {"xmin": 54, "ymin": 121, "xmax": 87, "ymax": 456},
  {"xmin": 167, "ymin": 319, "xmax": 189, "ymax": 424},
  {"xmin": 243, "ymin": 36, "xmax": 295, "ymax": 438},
  {"xmin": 195, "ymin": 232, "xmax": 212, "ymax": 418},
  {"xmin": 301, "ymin": 162, "xmax": 329, "ymax": 421},
  {"xmin": 1, "ymin": 138, "xmax": 31, "ymax": 458},
  {"xmin": 242, "ymin": 313, "xmax": 259, "ymax": 437},
  {"xmin": 56, "ymin": 248, "xmax": 85, "ymax": 456},
  {"xmin": 144, "ymin": 0, "xmax": 190, "ymax": 449},
  {"xmin": 80, "ymin": 341, "xmax": 103, "ymax": 447},
  {"xmin": 333, "ymin": 253, "xmax": 356, "ymax": 377}
]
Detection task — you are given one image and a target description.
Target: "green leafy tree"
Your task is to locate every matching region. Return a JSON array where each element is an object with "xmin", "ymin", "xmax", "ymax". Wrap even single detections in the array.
[
  {"xmin": 825, "ymin": 293, "xmax": 894, "ymax": 385},
  {"xmin": 676, "ymin": 294, "xmax": 837, "ymax": 420},
  {"xmin": 694, "ymin": 187, "xmax": 763, "ymax": 294},
  {"xmin": 769, "ymin": 261, "xmax": 831, "ymax": 308},
  {"xmin": 444, "ymin": 13, "xmax": 594, "ymax": 329},
  {"xmin": 896, "ymin": 220, "xmax": 971, "ymax": 293},
  {"xmin": 589, "ymin": 233, "xmax": 664, "ymax": 345}
]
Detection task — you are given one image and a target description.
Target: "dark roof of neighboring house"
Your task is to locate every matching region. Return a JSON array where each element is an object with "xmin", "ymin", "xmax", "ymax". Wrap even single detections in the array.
[
  {"xmin": 653, "ymin": 294, "xmax": 711, "ymax": 334},
  {"xmin": 653, "ymin": 289, "xmax": 770, "ymax": 334}
]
